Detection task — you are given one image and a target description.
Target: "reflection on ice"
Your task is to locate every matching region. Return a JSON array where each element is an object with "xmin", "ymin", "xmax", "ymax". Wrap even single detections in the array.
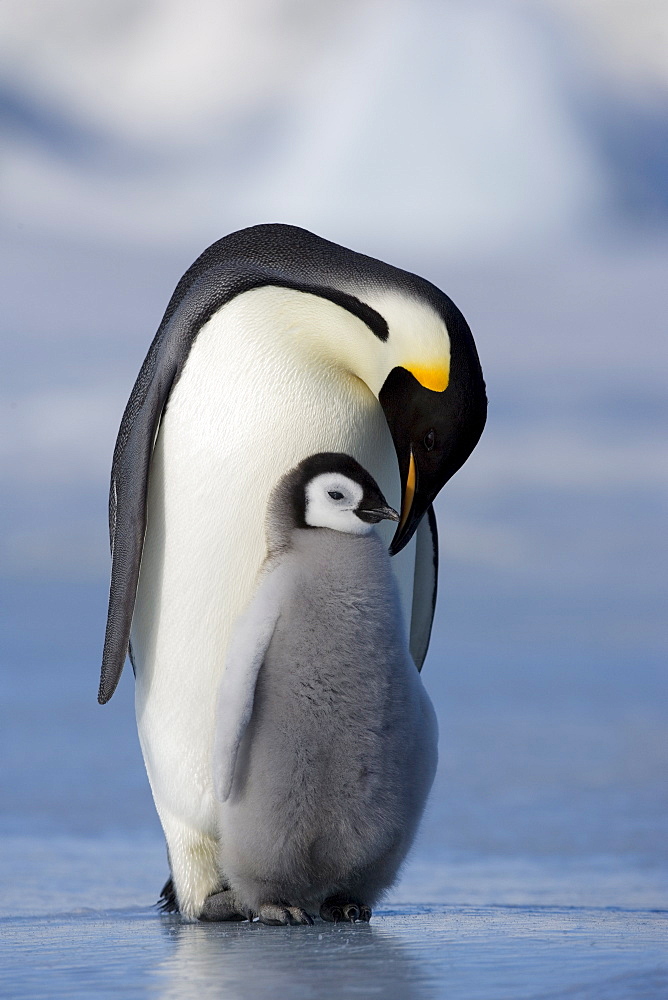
[
  {"xmin": 2, "ymin": 903, "xmax": 667, "ymax": 999},
  {"xmin": 156, "ymin": 916, "xmax": 427, "ymax": 1000}
]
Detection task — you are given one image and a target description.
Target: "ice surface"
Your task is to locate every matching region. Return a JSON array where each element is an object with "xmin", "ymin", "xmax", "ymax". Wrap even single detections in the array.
[{"xmin": 2, "ymin": 897, "xmax": 667, "ymax": 1000}]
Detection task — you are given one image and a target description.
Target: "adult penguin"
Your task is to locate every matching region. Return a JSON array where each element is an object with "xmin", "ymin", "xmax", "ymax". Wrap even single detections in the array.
[{"xmin": 98, "ymin": 224, "xmax": 486, "ymax": 919}]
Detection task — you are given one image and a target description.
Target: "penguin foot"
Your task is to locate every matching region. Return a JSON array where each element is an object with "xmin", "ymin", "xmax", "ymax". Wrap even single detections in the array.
[
  {"xmin": 200, "ymin": 889, "xmax": 250, "ymax": 922},
  {"xmin": 320, "ymin": 896, "xmax": 371, "ymax": 923},
  {"xmin": 258, "ymin": 903, "xmax": 314, "ymax": 926}
]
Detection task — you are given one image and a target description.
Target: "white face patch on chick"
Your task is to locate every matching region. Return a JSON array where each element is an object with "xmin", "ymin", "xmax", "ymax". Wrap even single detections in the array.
[{"xmin": 304, "ymin": 473, "xmax": 370, "ymax": 535}]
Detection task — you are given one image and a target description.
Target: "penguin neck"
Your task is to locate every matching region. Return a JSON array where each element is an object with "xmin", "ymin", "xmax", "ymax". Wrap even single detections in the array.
[
  {"xmin": 227, "ymin": 284, "xmax": 450, "ymax": 401},
  {"xmin": 266, "ymin": 284, "xmax": 451, "ymax": 397},
  {"xmin": 264, "ymin": 465, "xmax": 302, "ymax": 555},
  {"xmin": 262, "ymin": 285, "xmax": 387, "ymax": 397}
]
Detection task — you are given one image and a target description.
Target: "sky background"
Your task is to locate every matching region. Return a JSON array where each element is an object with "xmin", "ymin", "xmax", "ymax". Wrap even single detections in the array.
[{"xmin": 1, "ymin": 0, "xmax": 666, "ymax": 877}]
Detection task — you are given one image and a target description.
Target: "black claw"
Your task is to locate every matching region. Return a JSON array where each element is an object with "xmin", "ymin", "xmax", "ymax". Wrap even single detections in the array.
[{"xmin": 342, "ymin": 903, "xmax": 360, "ymax": 922}]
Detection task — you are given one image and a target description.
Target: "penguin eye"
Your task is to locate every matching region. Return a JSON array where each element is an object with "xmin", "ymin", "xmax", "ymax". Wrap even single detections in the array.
[
  {"xmin": 328, "ymin": 491, "xmax": 344, "ymax": 501},
  {"xmin": 423, "ymin": 429, "xmax": 435, "ymax": 451}
]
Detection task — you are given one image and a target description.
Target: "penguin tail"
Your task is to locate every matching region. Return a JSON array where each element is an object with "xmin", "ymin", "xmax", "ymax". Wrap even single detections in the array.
[{"xmin": 156, "ymin": 876, "xmax": 179, "ymax": 914}]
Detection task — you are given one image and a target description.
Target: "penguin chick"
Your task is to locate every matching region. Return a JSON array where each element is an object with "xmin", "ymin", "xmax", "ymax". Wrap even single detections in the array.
[{"xmin": 211, "ymin": 452, "xmax": 438, "ymax": 926}]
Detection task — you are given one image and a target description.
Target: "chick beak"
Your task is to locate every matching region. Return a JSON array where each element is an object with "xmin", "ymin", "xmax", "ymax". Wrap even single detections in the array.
[{"xmin": 357, "ymin": 504, "xmax": 400, "ymax": 524}]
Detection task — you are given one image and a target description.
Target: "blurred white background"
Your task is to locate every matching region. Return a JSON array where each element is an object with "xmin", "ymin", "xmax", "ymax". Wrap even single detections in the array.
[
  {"xmin": 2, "ymin": 0, "xmax": 667, "ymax": 250},
  {"xmin": 1, "ymin": 1, "xmax": 666, "ymax": 880}
]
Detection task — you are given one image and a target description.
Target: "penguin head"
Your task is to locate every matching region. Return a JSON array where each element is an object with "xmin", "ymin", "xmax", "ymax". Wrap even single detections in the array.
[
  {"xmin": 290, "ymin": 453, "xmax": 399, "ymax": 537},
  {"xmin": 171, "ymin": 224, "xmax": 486, "ymax": 556},
  {"xmin": 345, "ymin": 287, "xmax": 487, "ymax": 556}
]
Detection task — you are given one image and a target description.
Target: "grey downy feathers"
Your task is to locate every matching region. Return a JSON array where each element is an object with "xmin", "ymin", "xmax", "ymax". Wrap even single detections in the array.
[{"xmin": 210, "ymin": 452, "xmax": 438, "ymax": 926}]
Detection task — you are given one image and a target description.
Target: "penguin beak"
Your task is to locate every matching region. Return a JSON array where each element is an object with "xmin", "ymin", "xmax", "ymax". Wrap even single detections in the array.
[
  {"xmin": 388, "ymin": 446, "xmax": 429, "ymax": 555},
  {"xmin": 357, "ymin": 503, "xmax": 400, "ymax": 524},
  {"xmin": 380, "ymin": 505, "xmax": 401, "ymax": 522},
  {"xmin": 398, "ymin": 449, "xmax": 417, "ymax": 532},
  {"xmin": 379, "ymin": 364, "xmax": 487, "ymax": 556}
]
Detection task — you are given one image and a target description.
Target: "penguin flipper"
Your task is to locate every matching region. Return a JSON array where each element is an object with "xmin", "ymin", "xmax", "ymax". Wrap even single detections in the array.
[
  {"xmin": 97, "ymin": 333, "xmax": 179, "ymax": 704},
  {"xmin": 409, "ymin": 505, "xmax": 438, "ymax": 671},
  {"xmin": 213, "ymin": 565, "xmax": 287, "ymax": 803}
]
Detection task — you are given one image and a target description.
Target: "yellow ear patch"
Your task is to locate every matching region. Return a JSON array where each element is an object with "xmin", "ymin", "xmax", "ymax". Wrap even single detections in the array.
[
  {"xmin": 399, "ymin": 451, "xmax": 416, "ymax": 530},
  {"xmin": 406, "ymin": 364, "xmax": 449, "ymax": 392}
]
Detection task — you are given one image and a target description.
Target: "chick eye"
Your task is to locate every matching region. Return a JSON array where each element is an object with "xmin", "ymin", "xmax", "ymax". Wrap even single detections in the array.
[
  {"xmin": 328, "ymin": 490, "xmax": 344, "ymax": 500},
  {"xmin": 423, "ymin": 429, "xmax": 435, "ymax": 451}
]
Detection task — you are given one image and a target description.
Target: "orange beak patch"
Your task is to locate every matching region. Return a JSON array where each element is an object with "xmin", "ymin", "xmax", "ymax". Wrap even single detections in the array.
[
  {"xmin": 399, "ymin": 450, "xmax": 416, "ymax": 530},
  {"xmin": 406, "ymin": 365, "xmax": 449, "ymax": 392}
]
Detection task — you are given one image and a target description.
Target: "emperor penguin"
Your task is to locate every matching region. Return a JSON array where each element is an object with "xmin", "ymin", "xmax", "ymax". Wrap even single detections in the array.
[
  {"xmin": 207, "ymin": 453, "xmax": 438, "ymax": 926},
  {"xmin": 98, "ymin": 224, "xmax": 486, "ymax": 919}
]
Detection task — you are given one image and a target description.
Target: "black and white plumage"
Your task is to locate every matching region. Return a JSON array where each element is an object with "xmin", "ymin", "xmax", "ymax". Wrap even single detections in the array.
[
  {"xmin": 208, "ymin": 454, "xmax": 438, "ymax": 925},
  {"xmin": 98, "ymin": 224, "xmax": 486, "ymax": 918}
]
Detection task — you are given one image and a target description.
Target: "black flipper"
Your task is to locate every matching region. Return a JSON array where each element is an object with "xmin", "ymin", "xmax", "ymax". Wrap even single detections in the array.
[
  {"xmin": 409, "ymin": 504, "xmax": 438, "ymax": 671},
  {"xmin": 98, "ymin": 342, "xmax": 175, "ymax": 703}
]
